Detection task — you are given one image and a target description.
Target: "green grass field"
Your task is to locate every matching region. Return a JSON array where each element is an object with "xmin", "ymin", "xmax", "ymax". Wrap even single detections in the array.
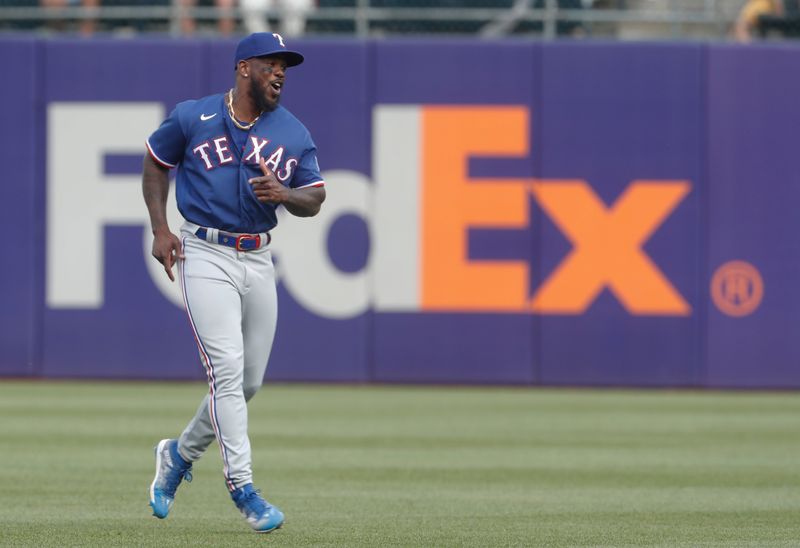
[{"xmin": 1, "ymin": 381, "xmax": 799, "ymax": 547}]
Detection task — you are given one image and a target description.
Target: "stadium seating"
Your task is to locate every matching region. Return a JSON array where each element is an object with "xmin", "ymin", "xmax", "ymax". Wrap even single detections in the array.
[{"xmin": 0, "ymin": 0, "xmax": 799, "ymax": 41}]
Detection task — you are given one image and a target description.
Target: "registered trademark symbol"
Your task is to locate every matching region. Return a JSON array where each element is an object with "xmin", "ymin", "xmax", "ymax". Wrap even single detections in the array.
[{"xmin": 710, "ymin": 261, "xmax": 764, "ymax": 317}]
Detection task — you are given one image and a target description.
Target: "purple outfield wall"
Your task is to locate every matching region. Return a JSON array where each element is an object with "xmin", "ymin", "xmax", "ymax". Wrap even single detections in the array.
[{"xmin": 0, "ymin": 37, "xmax": 798, "ymax": 388}]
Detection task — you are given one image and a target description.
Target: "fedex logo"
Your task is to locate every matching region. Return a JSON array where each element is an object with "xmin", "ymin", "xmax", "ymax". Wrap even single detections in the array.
[
  {"xmin": 274, "ymin": 105, "xmax": 691, "ymax": 318},
  {"xmin": 46, "ymin": 103, "xmax": 691, "ymax": 319}
]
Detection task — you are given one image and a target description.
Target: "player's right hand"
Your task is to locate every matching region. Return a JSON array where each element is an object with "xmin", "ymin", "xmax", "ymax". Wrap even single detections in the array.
[
  {"xmin": 249, "ymin": 156, "xmax": 289, "ymax": 204},
  {"xmin": 152, "ymin": 228, "xmax": 184, "ymax": 282}
]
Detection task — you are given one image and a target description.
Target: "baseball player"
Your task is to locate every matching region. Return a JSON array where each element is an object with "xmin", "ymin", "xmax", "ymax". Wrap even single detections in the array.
[{"xmin": 141, "ymin": 32, "xmax": 325, "ymax": 533}]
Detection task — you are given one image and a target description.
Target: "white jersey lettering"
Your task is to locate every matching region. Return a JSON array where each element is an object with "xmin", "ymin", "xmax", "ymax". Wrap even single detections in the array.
[
  {"xmin": 264, "ymin": 147, "xmax": 284, "ymax": 172},
  {"xmin": 213, "ymin": 137, "xmax": 233, "ymax": 165},
  {"xmin": 277, "ymin": 157, "xmax": 297, "ymax": 182},
  {"xmin": 192, "ymin": 142, "xmax": 213, "ymax": 170},
  {"xmin": 244, "ymin": 136, "xmax": 270, "ymax": 163}
]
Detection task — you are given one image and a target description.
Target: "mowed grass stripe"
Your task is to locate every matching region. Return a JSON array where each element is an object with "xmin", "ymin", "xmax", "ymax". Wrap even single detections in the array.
[{"xmin": 0, "ymin": 382, "xmax": 798, "ymax": 547}]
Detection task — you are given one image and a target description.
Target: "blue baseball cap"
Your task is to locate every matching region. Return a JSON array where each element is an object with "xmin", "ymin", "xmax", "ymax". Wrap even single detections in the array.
[{"xmin": 234, "ymin": 33, "xmax": 304, "ymax": 68}]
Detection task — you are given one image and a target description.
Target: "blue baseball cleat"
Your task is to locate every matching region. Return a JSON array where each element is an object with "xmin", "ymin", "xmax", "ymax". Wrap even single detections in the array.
[
  {"xmin": 231, "ymin": 483, "xmax": 285, "ymax": 533},
  {"xmin": 149, "ymin": 439, "xmax": 193, "ymax": 519}
]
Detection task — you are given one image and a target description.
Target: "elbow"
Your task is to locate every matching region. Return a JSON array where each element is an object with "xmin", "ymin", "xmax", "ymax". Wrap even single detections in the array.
[
  {"xmin": 285, "ymin": 202, "xmax": 321, "ymax": 218},
  {"xmin": 286, "ymin": 187, "xmax": 325, "ymax": 217},
  {"xmin": 297, "ymin": 202, "xmax": 322, "ymax": 217},
  {"xmin": 306, "ymin": 187, "xmax": 326, "ymax": 217}
]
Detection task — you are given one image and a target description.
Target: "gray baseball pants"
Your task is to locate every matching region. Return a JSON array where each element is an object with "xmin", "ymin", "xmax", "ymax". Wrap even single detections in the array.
[{"xmin": 175, "ymin": 222, "xmax": 278, "ymax": 491}]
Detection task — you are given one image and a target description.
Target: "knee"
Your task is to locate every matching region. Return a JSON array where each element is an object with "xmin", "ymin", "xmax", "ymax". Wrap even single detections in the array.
[{"xmin": 243, "ymin": 384, "xmax": 261, "ymax": 402}]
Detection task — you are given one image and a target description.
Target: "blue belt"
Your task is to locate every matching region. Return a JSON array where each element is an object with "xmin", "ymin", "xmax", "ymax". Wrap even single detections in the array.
[{"xmin": 195, "ymin": 228, "xmax": 270, "ymax": 251}]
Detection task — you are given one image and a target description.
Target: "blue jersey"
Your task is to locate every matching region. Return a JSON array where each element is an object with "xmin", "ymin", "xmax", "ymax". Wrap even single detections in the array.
[{"xmin": 146, "ymin": 93, "xmax": 324, "ymax": 234}]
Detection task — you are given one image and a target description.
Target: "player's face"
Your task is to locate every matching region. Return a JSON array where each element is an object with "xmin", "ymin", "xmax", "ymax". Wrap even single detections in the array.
[{"xmin": 248, "ymin": 56, "xmax": 288, "ymax": 113}]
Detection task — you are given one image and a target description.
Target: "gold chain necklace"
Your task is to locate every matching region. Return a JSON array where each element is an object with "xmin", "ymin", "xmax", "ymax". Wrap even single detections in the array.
[{"xmin": 226, "ymin": 89, "xmax": 260, "ymax": 130}]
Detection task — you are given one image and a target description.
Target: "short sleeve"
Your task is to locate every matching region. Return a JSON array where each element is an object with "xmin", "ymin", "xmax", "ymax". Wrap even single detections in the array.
[
  {"xmin": 290, "ymin": 146, "xmax": 325, "ymax": 189},
  {"xmin": 145, "ymin": 106, "xmax": 186, "ymax": 168}
]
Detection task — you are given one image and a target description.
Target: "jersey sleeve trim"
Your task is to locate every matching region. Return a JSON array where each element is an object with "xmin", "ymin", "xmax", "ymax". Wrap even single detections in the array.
[
  {"xmin": 293, "ymin": 180, "xmax": 325, "ymax": 189},
  {"xmin": 145, "ymin": 139, "xmax": 178, "ymax": 169}
]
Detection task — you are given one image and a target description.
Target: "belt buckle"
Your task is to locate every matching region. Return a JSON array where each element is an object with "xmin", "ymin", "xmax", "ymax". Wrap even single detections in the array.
[{"xmin": 235, "ymin": 234, "xmax": 260, "ymax": 251}]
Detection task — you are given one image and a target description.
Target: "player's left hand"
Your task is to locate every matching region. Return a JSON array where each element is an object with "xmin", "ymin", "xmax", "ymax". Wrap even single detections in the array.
[
  {"xmin": 249, "ymin": 157, "xmax": 289, "ymax": 204},
  {"xmin": 151, "ymin": 227, "xmax": 183, "ymax": 282}
]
